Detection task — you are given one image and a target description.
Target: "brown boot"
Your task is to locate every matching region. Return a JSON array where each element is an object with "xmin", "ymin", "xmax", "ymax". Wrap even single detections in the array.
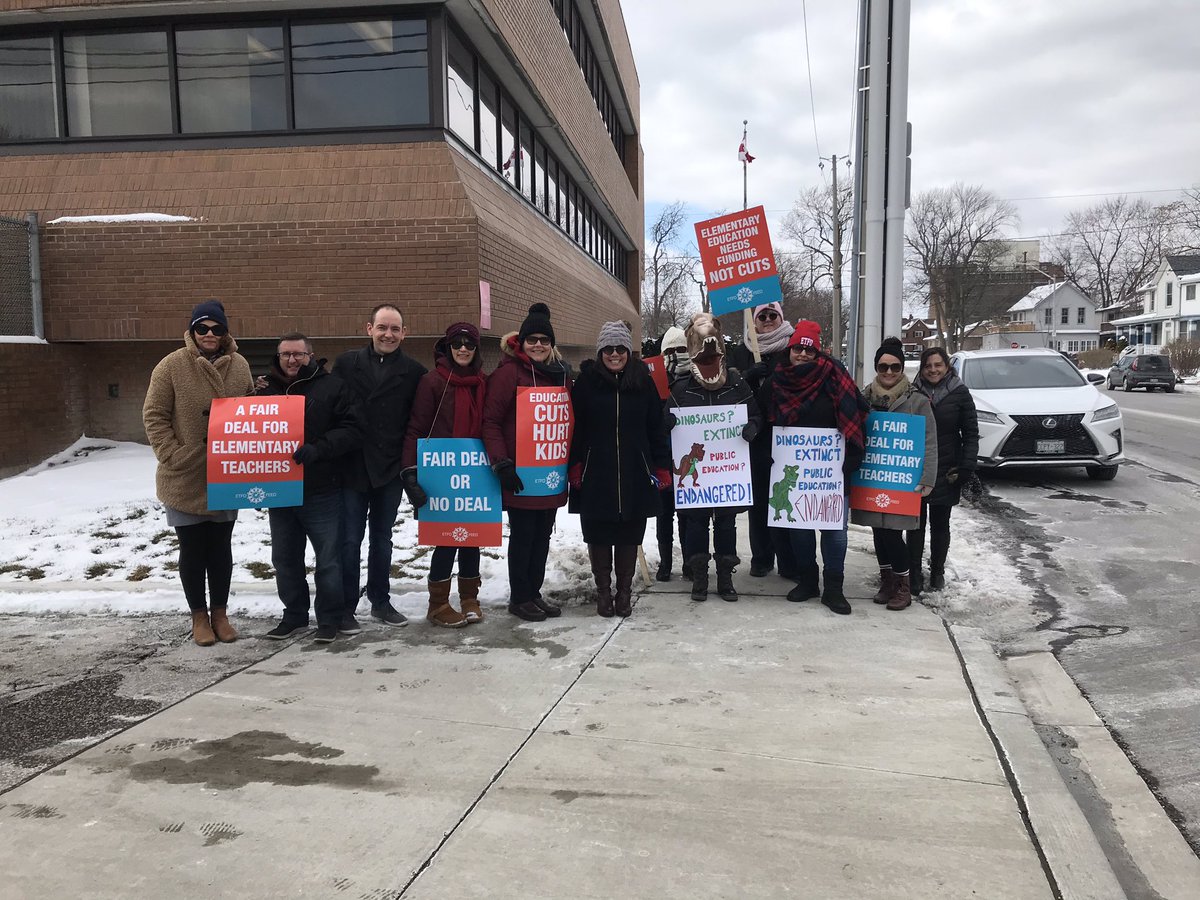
[
  {"xmin": 458, "ymin": 575, "xmax": 484, "ymax": 624},
  {"xmin": 190, "ymin": 610, "xmax": 216, "ymax": 647},
  {"xmin": 589, "ymin": 544, "xmax": 615, "ymax": 617},
  {"xmin": 613, "ymin": 545, "xmax": 638, "ymax": 618},
  {"xmin": 427, "ymin": 579, "xmax": 466, "ymax": 628},
  {"xmin": 887, "ymin": 573, "xmax": 912, "ymax": 610},
  {"xmin": 209, "ymin": 607, "xmax": 238, "ymax": 643},
  {"xmin": 872, "ymin": 569, "xmax": 897, "ymax": 605}
]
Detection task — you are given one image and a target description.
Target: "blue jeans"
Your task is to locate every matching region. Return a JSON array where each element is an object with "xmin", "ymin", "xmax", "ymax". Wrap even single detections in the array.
[
  {"xmin": 269, "ymin": 488, "xmax": 344, "ymax": 628},
  {"xmin": 782, "ymin": 495, "xmax": 850, "ymax": 575},
  {"xmin": 341, "ymin": 477, "xmax": 406, "ymax": 614}
]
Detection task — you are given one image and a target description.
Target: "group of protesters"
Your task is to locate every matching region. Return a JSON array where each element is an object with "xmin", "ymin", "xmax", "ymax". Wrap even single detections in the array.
[{"xmin": 143, "ymin": 297, "xmax": 977, "ymax": 647}]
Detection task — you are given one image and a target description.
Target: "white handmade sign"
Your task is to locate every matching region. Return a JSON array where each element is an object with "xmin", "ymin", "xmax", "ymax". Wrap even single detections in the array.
[
  {"xmin": 767, "ymin": 427, "xmax": 846, "ymax": 530},
  {"xmin": 669, "ymin": 404, "xmax": 752, "ymax": 510}
]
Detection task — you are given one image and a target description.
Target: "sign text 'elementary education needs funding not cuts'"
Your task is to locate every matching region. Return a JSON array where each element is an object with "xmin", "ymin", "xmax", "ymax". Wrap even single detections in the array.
[{"xmin": 694, "ymin": 205, "xmax": 784, "ymax": 316}]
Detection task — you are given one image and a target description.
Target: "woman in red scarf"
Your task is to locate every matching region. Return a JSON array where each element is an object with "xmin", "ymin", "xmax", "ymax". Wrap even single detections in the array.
[{"xmin": 401, "ymin": 322, "xmax": 489, "ymax": 626}]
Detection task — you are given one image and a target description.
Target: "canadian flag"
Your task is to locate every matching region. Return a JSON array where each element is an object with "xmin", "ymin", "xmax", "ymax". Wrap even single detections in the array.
[
  {"xmin": 503, "ymin": 146, "xmax": 524, "ymax": 173},
  {"xmin": 738, "ymin": 141, "xmax": 755, "ymax": 164}
]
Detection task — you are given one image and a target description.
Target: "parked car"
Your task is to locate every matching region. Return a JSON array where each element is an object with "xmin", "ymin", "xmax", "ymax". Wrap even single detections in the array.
[
  {"xmin": 1106, "ymin": 353, "xmax": 1177, "ymax": 392},
  {"xmin": 950, "ymin": 348, "xmax": 1124, "ymax": 481}
]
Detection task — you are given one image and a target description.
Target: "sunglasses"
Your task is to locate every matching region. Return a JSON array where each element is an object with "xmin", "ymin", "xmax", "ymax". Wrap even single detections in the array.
[
  {"xmin": 524, "ymin": 335, "xmax": 552, "ymax": 346},
  {"xmin": 600, "ymin": 345, "xmax": 629, "ymax": 356},
  {"xmin": 876, "ymin": 362, "xmax": 904, "ymax": 374},
  {"xmin": 756, "ymin": 312, "xmax": 780, "ymax": 322},
  {"xmin": 449, "ymin": 338, "xmax": 477, "ymax": 351},
  {"xmin": 193, "ymin": 323, "xmax": 227, "ymax": 336}
]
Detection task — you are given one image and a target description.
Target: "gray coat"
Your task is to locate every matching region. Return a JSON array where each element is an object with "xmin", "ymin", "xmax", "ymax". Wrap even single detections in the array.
[{"xmin": 850, "ymin": 384, "xmax": 938, "ymax": 531}]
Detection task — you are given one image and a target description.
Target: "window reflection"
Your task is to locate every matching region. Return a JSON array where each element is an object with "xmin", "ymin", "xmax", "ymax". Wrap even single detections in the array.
[
  {"xmin": 65, "ymin": 32, "xmax": 172, "ymax": 136},
  {"xmin": 177, "ymin": 26, "xmax": 286, "ymax": 133},
  {"xmin": 0, "ymin": 37, "xmax": 59, "ymax": 140},
  {"xmin": 446, "ymin": 28, "xmax": 475, "ymax": 145}
]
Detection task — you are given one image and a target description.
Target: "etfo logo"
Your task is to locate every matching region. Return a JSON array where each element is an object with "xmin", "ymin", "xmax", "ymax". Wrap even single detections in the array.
[
  {"xmin": 246, "ymin": 486, "xmax": 267, "ymax": 505},
  {"xmin": 871, "ymin": 492, "xmax": 893, "ymax": 509},
  {"xmin": 451, "ymin": 527, "xmax": 470, "ymax": 544},
  {"xmin": 736, "ymin": 286, "xmax": 754, "ymax": 305}
]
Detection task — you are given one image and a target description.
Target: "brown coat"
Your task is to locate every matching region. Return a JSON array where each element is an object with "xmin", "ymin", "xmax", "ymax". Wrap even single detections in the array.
[{"xmin": 143, "ymin": 331, "xmax": 254, "ymax": 515}]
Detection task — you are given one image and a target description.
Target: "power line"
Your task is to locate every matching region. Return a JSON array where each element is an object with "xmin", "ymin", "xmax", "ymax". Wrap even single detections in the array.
[{"xmin": 799, "ymin": 0, "xmax": 822, "ymax": 164}]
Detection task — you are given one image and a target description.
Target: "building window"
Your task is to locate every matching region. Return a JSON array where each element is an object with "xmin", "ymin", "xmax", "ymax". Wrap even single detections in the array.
[
  {"xmin": 1077, "ymin": 307, "xmax": 1085, "ymax": 325},
  {"xmin": 65, "ymin": 31, "xmax": 173, "ymax": 136},
  {"xmin": 176, "ymin": 26, "xmax": 287, "ymax": 133},
  {"xmin": 1061, "ymin": 307, "xmax": 1069, "ymax": 325},
  {"xmin": 1166, "ymin": 282, "xmax": 1173, "ymax": 306},
  {"xmin": 291, "ymin": 19, "xmax": 429, "ymax": 129},
  {"xmin": 1187, "ymin": 285, "xmax": 1197, "ymax": 302},
  {"xmin": 500, "ymin": 97, "xmax": 517, "ymax": 180},
  {"xmin": 1044, "ymin": 308, "xmax": 1053, "ymax": 325},
  {"xmin": 0, "ymin": 36, "xmax": 60, "ymax": 140},
  {"xmin": 553, "ymin": 0, "xmax": 627, "ymax": 162},
  {"xmin": 518, "ymin": 118, "xmax": 535, "ymax": 203},
  {"xmin": 478, "ymin": 69, "xmax": 499, "ymax": 169},
  {"xmin": 445, "ymin": 27, "xmax": 475, "ymax": 146}
]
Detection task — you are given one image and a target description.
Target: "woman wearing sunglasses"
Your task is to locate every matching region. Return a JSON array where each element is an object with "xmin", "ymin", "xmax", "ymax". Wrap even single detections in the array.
[
  {"xmin": 851, "ymin": 337, "xmax": 938, "ymax": 611},
  {"xmin": 482, "ymin": 303, "xmax": 573, "ymax": 622},
  {"xmin": 568, "ymin": 321, "xmax": 672, "ymax": 617},
  {"xmin": 143, "ymin": 300, "xmax": 253, "ymax": 646},
  {"xmin": 401, "ymin": 322, "xmax": 490, "ymax": 627}
]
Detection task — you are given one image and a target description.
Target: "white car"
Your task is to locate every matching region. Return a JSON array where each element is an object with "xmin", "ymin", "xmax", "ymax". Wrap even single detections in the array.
[{"xmin": 950, "ymin": 348, "xmax": 1124, "ymax": 481}]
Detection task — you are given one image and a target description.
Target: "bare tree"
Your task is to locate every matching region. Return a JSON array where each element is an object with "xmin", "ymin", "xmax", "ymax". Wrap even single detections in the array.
[
  {"xmin": 1048, "ymin": 196, "xmax": 1179, "ymax": 309},
  {"xmin": 780, "ymin": 182, "xmax": 853, "ymax": 336},
  {"xmin": 1169, "ymin": 187, "xmax": 1200, "ymax": 254},
  {"xmin": 641, "ymin": 201, "xmax": 697, "ymax": 338},
  {"xmin": 906, "ymin": 184, "xmax": 1019, "ymax": 351}
]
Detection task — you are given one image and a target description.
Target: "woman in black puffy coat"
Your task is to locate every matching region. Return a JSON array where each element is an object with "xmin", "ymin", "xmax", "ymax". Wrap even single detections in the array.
[
  {"xmin": 569, "ymin": 321, "xmax": 672, "ymax": 618},
  {"xmin": 907, "ymin": 347, "xmax": 980, "ymax": 593}
]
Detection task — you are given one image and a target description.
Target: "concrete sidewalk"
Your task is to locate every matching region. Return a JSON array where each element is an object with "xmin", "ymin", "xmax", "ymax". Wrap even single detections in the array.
[{"xmin": 4, "ymin": 526, "xmax": 1196, "ymax": 898}]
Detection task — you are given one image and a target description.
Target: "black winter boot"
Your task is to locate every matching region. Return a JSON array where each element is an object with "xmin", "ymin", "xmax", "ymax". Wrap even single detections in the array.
[
  {"xmin": 929, "ymin": 530, "xmax": 949, "ymax": 591},
  {"xmin": 687, "ymin": 553, "xmax": 709, "ymax": 602},
  {"xmin": 787, "ymin": 564, "xmax": 820, "ymax": 603},
  {"xmin": 715, "ymin": 555, "xmax": 740, "ymax": 602},
  {"xmin": 821, "ymin": 571, "xmax": 851, "ymax": 615},
  {"xmin": 907, "ymin": 537, "xmax": 925, "ymax": 596}
]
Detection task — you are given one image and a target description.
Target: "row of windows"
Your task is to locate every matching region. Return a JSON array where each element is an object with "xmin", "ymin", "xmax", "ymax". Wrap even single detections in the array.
[
  {"xmin": 1042, "ymin": 307, "xmax": 1089, "ymax": 325},
  {"xmin": 446, "ymin": 27, "xmax": 628, "ymax": 285},
  {"xmin": 551, "ymin": 0, "xmax": 626, "ymax": 162},
  {"xmin": 0, "ymin": 18, "xmax": 430, "ymax": 141},
  {"xmin": 1055, "ymin": 340, "xmax": 1099, "ymax": 352}
]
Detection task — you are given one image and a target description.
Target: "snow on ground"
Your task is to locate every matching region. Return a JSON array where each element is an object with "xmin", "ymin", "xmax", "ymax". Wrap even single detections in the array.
[{"xmin": 46, "ymin": 213, "xmax": 196, "ymax": 224}]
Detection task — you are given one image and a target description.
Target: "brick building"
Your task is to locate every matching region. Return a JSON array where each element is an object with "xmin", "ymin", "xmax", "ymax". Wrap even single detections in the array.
[{"xmin": 0, "ymin": 0, "xmax": 643, "ymax": 475}]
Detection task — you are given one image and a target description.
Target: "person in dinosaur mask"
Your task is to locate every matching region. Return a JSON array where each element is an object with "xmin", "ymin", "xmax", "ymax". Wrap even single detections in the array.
[{"xmin": 667, "ymin": 313, "xmax": 763, "ymax": 603}]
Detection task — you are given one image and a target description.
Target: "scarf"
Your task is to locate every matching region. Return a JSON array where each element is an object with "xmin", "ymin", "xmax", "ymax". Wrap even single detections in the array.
[
  {"xmin": 914, "ymin": 371, "xmax": 963, "ymax": 408},
  {"xmin": 864, "ymin": 374, "xmax": 913, "ymax": 411},
  {"xmin": 751, "ymin": 320, "xmax": 795, "ymax": 356},
  {"xmin": 436, "ymin": 357, "xmax": 487, "ymax": 437},
  {"xmin": 771, "ymin": 354, "xmax": 869, "ymax": 453},
  {"xmin": 505, "ymin": 334, "xmax": 567, "ymax": 385}
]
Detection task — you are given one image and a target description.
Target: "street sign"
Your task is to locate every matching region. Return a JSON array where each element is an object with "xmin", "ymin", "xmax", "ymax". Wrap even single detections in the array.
[{"xmin": 694, "ymin": 205, "xmax": 783, "ymax": 316}]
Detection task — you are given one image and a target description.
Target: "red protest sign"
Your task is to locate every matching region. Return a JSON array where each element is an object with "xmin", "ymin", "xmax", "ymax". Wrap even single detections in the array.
[
  {"xmin": 643, "ymin": 355, "xmax": 670, "ymax": 400},
  {"xmin": 694, "ymin": 205, "xmax": 783, "ymax": 315},
  {"xmin": 207, "ymin": 396, "xmax": 305, "ymax": 509},
  {"xmin": 515, "ymin": 387, "xmax": 573, "ymax": 496}
]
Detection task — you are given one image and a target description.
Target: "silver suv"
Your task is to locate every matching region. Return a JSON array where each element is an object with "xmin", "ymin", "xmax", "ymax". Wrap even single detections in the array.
[{"xmin": 1106, "ymin": 354, "xmax": 1177, "ymax": 392}]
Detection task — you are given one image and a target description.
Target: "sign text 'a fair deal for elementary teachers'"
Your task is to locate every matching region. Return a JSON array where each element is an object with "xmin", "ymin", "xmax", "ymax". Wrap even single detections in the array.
[
  {"xmin": 207, "ymin": 396, "xmax": 304, "ymax": 510},
  {"xmin": 694, "ymin": 205, "xmax": 783, "ymax": 316}
]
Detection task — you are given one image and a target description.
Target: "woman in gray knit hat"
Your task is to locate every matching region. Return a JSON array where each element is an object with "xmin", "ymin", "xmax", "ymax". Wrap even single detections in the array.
[{"xmin": 568, "ymin": 321, "xmax": 672, "ymax": 617}]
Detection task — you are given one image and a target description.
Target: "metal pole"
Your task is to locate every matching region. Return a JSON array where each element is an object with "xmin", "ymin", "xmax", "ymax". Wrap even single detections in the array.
[
  {"xmin": 847, "ymin": 0, "xmax": 870, "ymax": 378},
  {"xmin": 882, "ymin": 0, "xmax": 912, "ymax": 336},
  {"xmin": 25, "ymin": 212, "xmax": 43, "ymax": 340},
  {"xmin": 830, "ymin": 154, "xmax": 843, "ymax": 358},
  {"xmin": 742, "ymin": 119, "xmax": 748, "ymax": 211}
]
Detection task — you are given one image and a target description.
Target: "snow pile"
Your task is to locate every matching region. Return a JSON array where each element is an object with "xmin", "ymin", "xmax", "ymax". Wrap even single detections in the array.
[{"xmin": 47, "ymin": 213, "xmax": 196, "ymax": 224}]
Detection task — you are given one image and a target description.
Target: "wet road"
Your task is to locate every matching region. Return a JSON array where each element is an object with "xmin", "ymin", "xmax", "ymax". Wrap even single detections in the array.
[{"xmin": 966, "ymin": 388, "xmax": 1200, "ymax": 850}]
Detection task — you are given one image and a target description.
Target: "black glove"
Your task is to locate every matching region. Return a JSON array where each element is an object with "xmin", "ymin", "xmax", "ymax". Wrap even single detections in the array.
[
  {"xmin": 946, "ymin": 466, "xmax": 960, "ymax": 484},
  {"xmin": 292, "ymin": 444, "xmax": 321, "ymax": 466},
  {"xmin": 666, "ymin": 411, "xmax": 679, "ymax": 429},
  {"xmin": 743, "ymin": 361, "xmax": 768, "ymax": 387},
  {"xmin": 400, "ymin": 467, "xmax": 427, "ymax": 509},
  {"xmin": 962, "ymin": 471, "xmax": 984, "ymax": 502},
  {"xmin": 492, "ymin": 459, "xmax": 525, "ymax": 494},
  {"xmin": 741, "ymin": 421, "xmax": 759, "ymax": 443}
]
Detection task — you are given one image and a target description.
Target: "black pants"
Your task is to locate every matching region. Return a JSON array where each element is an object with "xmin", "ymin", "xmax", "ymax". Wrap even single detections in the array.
[
  {"xmin": 654, "ymin": 489, "xmax": 688, "ymax": 569},
  {"xmin": 682, "ymin": 512, "xmax": 737, "ymax": 559},
  {"xmin": 871, "ymin": 528, "xmax": 909, "ymax": 575},
  {"xmin": 507, "ymin": 508, "xmax": 556, "ymax": 604},
  {"xmin": 175, "ymin": 520, "xmax": 236, "ymax": 612},
  {"xmin": 907, "ymin": 502, "xmax": 953, "ymax": 569},
  {"xmin": 429, "ymin": 546, "xmax": 481, "ymax": 581}
]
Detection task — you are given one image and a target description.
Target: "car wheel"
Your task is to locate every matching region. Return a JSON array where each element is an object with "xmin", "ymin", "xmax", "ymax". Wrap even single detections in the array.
[
  {"xmin": 1106, "ymin": 376, "xmax": 1115, "ymax": 391},
  {"xmin": 1086, "ymin": 464, "xmax": 1119, "ymax": 481},
  {"xmin": 1166, "ymin": 383, "xmax": 1176, "ymax": 393},
  {"xmin": 1123, "ymin": 377, "xmax": 1133, "ymax": 392}
]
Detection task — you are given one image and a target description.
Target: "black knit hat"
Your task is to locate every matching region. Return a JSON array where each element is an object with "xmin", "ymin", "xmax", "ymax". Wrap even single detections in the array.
[
  {"xmin": 518, "ymin": 302, "xmax": 555, "ymax": 347},
  {"xmin": 190, "ymin": 300, "xmax": 228, "ymax": 332},
  {"xmin": 874, "ymin": 335, "xmax": 905, "ymax": 367}
]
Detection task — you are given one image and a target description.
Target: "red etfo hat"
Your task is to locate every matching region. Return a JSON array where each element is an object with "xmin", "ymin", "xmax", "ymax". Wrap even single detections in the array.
[{"xmin": 788, "ymin": 320, "xmax": 822, "ymax": 351}]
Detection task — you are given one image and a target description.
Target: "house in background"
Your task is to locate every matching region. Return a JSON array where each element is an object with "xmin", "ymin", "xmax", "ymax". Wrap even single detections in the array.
[
  {"xmin": 983, "ymin": 282, "xmax": 1100, "ymax": 353},
  {"xmin": 901, "ymin": 316, "xmax": 936, "ymax": 356},
  {"xmin": 1111, "ymin": 255, "xmax": 1200, "ymax": 347}
]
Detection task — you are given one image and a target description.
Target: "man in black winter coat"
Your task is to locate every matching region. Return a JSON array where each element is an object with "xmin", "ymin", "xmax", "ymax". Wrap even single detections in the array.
[
  {"xmin": 333, "ymin": 304, "xmax": 428, "ymax": 628},
  {"xmin": 259, "ymin": 333, "xmax": 365, "ymax": 644}
]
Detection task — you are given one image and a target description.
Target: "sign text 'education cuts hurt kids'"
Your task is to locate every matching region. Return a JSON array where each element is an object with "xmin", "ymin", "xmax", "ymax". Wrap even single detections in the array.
[
  {"xmin": 206, "ymin": 396, "xmax": 305, "ymax": 510},
  {"xmin": 669, "ymin": 404, "xmax": 752, "ymax": 510},
  {"xmin": 768, "ymin": 427, "xmax": 846, "ymax": 530},
  {"xmin": 515, "ymin": 386, "xmax": 574, "ymax": 497}
]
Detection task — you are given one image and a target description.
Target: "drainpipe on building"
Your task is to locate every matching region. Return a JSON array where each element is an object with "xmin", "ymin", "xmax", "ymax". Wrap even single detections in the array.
[{"xmin": 25, "ymin": 212, "xmax": 43, "ymax": 340}]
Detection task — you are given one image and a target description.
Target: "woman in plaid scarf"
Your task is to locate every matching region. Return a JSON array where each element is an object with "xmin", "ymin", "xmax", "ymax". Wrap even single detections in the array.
[{"xmin": 759, "ymin": 321, "xmax": 869, "ymax": 614}]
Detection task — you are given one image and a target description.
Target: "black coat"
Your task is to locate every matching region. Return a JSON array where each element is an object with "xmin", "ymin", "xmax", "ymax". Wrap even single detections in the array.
[
  {"xmin": 756, "ymin": 366, "xmax": 866, "ymax": 475},
  {"xmin": 919, "ymin": 376, "xmax": 979, "ymax": 506},
  {"xmin": 569, "ymin": 358, "xmax": 671, "ymax": 523},
  {"xmin": 256, "ymin": 361, "xmax": 365, "ymax": 494},
  {"xmin": 332, "ymin": 344, "xmax": 427, "ymax": 490}
]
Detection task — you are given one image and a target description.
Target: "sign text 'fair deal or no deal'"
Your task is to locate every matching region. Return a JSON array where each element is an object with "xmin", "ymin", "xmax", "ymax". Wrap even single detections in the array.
[
  {"xmin": 515, "ymin": 387, "xmax": 574, "ymax": 496},
  {"xmin": 694, "ymin": 205, "xmax": 784, "ymax": 316},
  {"xmin": 849, "ymin": 412, "xmax": 926, "ymax": 517},
  {"xmin": 669, "ymin": 404, "xmax": 752, "ymax": 510},
  {"xmin": 417, "ymin": 438, "xmax": 502, "ymax": 547},
  {"xmin": 207, "ymin": 396, "xmax": 304, "ymax": 510}
]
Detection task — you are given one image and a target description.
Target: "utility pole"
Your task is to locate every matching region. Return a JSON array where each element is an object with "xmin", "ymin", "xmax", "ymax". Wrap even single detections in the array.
[{"xmin": 828, "ymin": 154, "xmax": 844, "ymax": 358}]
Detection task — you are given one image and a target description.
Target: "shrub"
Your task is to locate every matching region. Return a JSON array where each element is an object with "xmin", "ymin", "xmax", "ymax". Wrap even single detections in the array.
[
  {"xmin": 1165, "ymin": 338, "xmax": 1200, "ymax": 377},
  {"xmin": 1077, "ymin": 348, "xmax": 1115, "ymax": 371}
]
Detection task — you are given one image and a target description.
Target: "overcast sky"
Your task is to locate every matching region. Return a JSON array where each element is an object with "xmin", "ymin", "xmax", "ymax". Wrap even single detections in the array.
[{"xmin": 622, "ymin": 0, "xmax": 1200, "ymax": 256}]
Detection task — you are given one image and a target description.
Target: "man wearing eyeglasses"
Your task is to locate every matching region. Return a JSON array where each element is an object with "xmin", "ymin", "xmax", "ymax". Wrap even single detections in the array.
[
  {"xmin": 258, "ymin": 333, "xmax": 365, "ymax": 643},
  {"xmin": 333, "ymin": 305, "xmax": 428, "ymax": 629}
]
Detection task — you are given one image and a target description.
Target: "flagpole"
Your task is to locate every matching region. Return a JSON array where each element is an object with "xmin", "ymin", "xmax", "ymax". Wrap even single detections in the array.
[
  {"xmin": 741, "ymin": 119, "xmax": 761, "ymax": 363},
  {"xmin": 742, "ymin": 119, "xmax": 748, "ymax": 211}
]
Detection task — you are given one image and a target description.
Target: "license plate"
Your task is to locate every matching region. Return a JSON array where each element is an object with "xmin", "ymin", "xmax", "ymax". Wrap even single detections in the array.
[{"xmin": 1036, "ymin": 440, "xmax": 1065, "ymax": 454}]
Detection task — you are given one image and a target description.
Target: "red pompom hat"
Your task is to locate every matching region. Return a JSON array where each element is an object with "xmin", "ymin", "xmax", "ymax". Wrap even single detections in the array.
[{"xmin": 788, "ymin": 320, "xmax": 822, "ymax": 351}]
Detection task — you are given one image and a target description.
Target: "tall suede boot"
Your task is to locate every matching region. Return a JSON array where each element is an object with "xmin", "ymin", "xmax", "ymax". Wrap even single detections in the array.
[
  {"xmin": 613, "ymin": 545, "xmax": 638, "ymax": 617},
  {"xmin": 209, "ymin": 607, "xmax": 238, "ymax": 643},
  {"xmin": 427, "ymin": 578, "xmax": 467, "ymax": 628},
  {"xmin": 715, "ymin": 555, "xmax": 740, "ymax": 602},
  {"xmin": 687, "ymin": 553, "xmax": 710, "ymax": 602},
  {"xmin": 872, "ymin": 568, "xmax": 897, "ymax": 605},
  {"xmin": 929, "ymin": 531, "xmax": 949, "ymax": 591},
  {"xmin": 459, "ymin": 575, "xmax": 484, "ymax": 624},
  {"xmin": 787, "ymin": 563, "xmax": 821, "ymax": 603},
  {"xmin": 589, "ymin": 544, "xmax": 615, "ymax": 617},
  {"xmin": 888, "ymin": 572, "xmax": 913, "ymax": 610},
  {"xmin": 821, "ymin": 571, "xmax": 851, "ymax": 615},
  {"xmin": 191, "ymin": 610, "xmax": 215, "ymax": 647}
]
